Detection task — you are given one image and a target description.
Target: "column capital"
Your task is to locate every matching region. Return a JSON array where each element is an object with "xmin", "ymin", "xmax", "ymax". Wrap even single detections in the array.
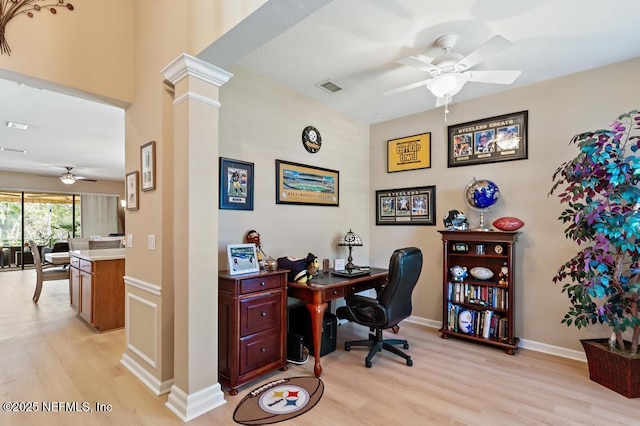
[{"xmin": 161, "ymin": 53, "xmax": 233, "ymax": 88}]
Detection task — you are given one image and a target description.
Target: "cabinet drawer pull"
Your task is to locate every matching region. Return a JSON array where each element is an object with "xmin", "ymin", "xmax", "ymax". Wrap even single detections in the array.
[
  {"xmin": 260, "ymin": 281, "xmax": 266, "ymax": 286},
  {"xmin": 333, "ymin": 290, "xmax": 339, "ymax": 295},
  {"xmin": 260, "ymin": 348, "xmax": 267, "ymax": 353},
  {"xmin": 261, "ymin": 312, "xmax": 267, "ymax": 317}
]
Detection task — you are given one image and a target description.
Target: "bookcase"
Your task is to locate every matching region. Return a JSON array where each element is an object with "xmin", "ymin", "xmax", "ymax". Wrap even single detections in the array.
[{"xmin": 438, "ymin": 230, "xmax": 519, "ymax": 354}]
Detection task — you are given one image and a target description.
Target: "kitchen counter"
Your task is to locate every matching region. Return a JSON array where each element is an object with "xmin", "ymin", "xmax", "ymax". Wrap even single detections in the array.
[{"xmin": 70, "ymin": 248, "xmax": 125, "ymax": 262}]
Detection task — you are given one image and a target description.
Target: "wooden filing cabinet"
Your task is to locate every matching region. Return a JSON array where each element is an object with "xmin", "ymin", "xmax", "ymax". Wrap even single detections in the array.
[{"xmin": 218, "ymin": 270, "xmax": 288, "ymax": 395}]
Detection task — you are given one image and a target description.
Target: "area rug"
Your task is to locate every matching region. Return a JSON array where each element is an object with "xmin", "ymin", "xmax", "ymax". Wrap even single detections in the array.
[{"xmin": 233, "ymin": 376, "xmax": 324, "ymax": 425}]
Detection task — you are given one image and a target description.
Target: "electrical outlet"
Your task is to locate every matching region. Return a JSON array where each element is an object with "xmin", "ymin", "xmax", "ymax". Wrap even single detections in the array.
[
  {"xmin": 126, "ymin": 234, "xmax": 133, "ymax": 248},
  {"xmin": 148, "ymin": 234, "xmax": 155, "ymax": 250}
]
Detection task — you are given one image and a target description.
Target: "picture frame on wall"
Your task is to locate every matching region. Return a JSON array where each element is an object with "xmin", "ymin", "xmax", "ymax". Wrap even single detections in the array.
[
  {"xmin": 447, "ymin": 110, "xmax": 528, "ymax": 168},
  {"xmin": 219, "ymin": 157, "xmax": 254, "ymax": 210},
  {"xmin": 126, "ymin": 171, "xmax": 139, "ymax": 211},
  {"xmin": 375, "ymin": 185, "xmax": 436, "ymax": 225},
  {"xmin": 227, "ymin": 243, "xmax": 259, "ymax": 275},
  {"xmin": 140, "ymin": 141, "xmax": 156, "ymax": 191},
  {"xmin": 387, "ymin": 132, "xmax": 431, "ymax": 173},
  {"xmin": 275, "ymin": 159, "xmax": 339, "ymax": 206}
]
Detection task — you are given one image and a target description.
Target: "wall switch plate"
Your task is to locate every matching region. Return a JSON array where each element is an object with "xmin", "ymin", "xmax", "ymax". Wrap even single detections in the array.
[
  {"xmin": 148, "ymin": 234, "xmax": 155, "ymax": 250},
  {"xmin": 126, "ymin": 234, "xmax": 133, "ymax": 248}
]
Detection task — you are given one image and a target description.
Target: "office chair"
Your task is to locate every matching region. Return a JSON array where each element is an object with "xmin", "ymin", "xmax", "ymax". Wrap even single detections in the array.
[
  {"xmin": 336, "ymin": 247, "xmax": 423, "ymax": 368},
  {"xmin": 28, "ymin": 240, "xmax": 70, "ymax": 303}
]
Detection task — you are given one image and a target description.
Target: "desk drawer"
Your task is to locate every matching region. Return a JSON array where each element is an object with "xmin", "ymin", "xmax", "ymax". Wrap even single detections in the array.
[
  {"xmin": 240, "ymin": 292, "xmax": 282, "ymax": 337},
  {"xmin": 239, "ymin": 328, "xmax": 281, "ymax": 375},
  {"xmin": 239, "ymin": 275, "xmax": 282, "ymax": 295},
  {"xmin": 343, "ymin": 281, "xmax": 373, "ymax": 297},
  {"xmin": 80, "ymin": 259, "xmax": 93, "ymax": 273},
  {"xmin": 70, "ymin": 256, "xmax": 80, "ymax": 269},
  {"xmin": 323, "ymin": 287, "xmax": 344, "ymax": 300}
]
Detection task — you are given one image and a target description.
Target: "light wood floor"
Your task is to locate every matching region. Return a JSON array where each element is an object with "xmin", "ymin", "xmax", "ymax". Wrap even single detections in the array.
[{"xmin": 1, "ymin": 270, "xmax": 639, "ymax": 425}]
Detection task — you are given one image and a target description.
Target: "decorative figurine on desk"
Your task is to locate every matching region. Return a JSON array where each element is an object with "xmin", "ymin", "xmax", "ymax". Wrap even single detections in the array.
[
  {"xmin": 450, "ymin": 265, "xmax": 468, "ymax": 281},
  {"xmin": 443, "ymin": 209, "xmax": 469, "ymax": 231},
  {"xmin": 277, "ymin": 253, "xmax": 318, "ymax": 284},
  {"xmin": 246, "ymin": 229, "xmax": 272, "ymax": 270}
]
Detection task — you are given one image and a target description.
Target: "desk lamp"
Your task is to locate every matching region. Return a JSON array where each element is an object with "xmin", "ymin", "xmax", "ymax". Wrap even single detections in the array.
[{"xmin": 338, "ymin": 229, "xmax": 362, "ymax": 271}]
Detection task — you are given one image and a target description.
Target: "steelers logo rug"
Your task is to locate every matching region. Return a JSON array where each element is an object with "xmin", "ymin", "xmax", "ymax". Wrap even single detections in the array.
[{"xmin": 233, "ymin": 376, "xmax": 324, "ymax": 425}]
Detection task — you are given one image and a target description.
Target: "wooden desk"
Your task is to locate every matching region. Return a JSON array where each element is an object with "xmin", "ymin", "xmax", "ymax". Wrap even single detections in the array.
[{"xmin": 288, "ymin": 268, "xmax": 388, "ymax": 377}]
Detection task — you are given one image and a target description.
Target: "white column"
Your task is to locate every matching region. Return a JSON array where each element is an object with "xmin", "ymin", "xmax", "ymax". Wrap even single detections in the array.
[{"xmin": 160, "ymin": 54, "xmax": 233, "ymax": 422}]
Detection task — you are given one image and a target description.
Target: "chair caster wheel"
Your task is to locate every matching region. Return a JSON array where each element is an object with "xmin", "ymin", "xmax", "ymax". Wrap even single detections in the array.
[
  {"xmin": 403, "ymin": 343, "xmax": 409, "ymax": 349},
  {"xmin": 365, "ymin": 360, "xmax": 372, "ymax": 368},
  {"xmin": 407, "ymin": 358, "xmax": 413, "ymax": 367},
  {"xmin": 345, "ymin": 343, "xmax": 351, "ymax": 351}
]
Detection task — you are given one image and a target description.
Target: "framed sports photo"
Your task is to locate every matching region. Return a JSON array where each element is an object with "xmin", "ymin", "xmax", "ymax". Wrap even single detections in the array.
[
  {"xmin": 375, "ymin": 185, "xmax": 436, "ymax": 225},
  {"xmin": 387, "ymin": 132, "xmax": 431, "ymax": 173},
  {"xmin": 227, "ymin": 243, "xmax": 259, "ymax": 275},
  {"xmin": 219, "ymin": 157, "xmax": 254, "ymax": 210},
  {"xmin": 448, "ymin": 110, "xmax": 528, "ymax": 167}
]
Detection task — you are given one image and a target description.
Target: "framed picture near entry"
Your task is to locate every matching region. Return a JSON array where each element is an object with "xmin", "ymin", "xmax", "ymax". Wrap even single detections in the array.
[
  {"xmin": 219, "ymin": 157, "xmax": 254, "ymax": 210},
  {"xmin": 126, "ymin": 171, "xmax": 139, "ymax": 211},
  {"xmin": 375, "ymin": 185, "xmax": 436, "ymax": 225},
  {"xmin": 275, "ymin": 159, "xmax": 339, "ymax": 206},
  {"xmin": 140, "ymin": 141, "xmax": 156, "ymax": 191},
  {"xmin": 387, "ymin": 132, "xmax": 431, "ymax": 173},
  {"xmin": 227, "ymin": 243, "xmax": 259, "ymax": 275},
  {"xmin": 448, "ymin": 110, "xmax": 528, "ymax": 167}
]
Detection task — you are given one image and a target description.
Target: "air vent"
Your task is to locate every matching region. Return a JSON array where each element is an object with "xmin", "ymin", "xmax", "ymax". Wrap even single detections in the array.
[
  {"xmin": 0, "ymin": 147, "xmax": 26, "ymax": 153},
  {"xmin": 317, "ymin": 80, "xmax": 342, "ymax": 94}
]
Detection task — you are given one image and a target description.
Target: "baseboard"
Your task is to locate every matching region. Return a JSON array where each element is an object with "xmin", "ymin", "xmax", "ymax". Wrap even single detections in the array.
[
  {"xmin": 165, "ymin": 383, "xmax": 226, "ymax": 422},
  {"xmin": 406, "ymin": 315, "xmax": 586, "ymax": 362},
  {"xmin": 120, "ymin": 353, "xmax": 173, "ymax": 396}
]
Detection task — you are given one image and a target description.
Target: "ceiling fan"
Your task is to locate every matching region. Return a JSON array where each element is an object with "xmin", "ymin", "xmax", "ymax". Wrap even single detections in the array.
[
  {"xmin": 384, "ymin": 34, "xmax": 521, "ymax": 119},
  {"xmin": 57, "ymin": 166, "xmax": 97, "ymax": 185}
]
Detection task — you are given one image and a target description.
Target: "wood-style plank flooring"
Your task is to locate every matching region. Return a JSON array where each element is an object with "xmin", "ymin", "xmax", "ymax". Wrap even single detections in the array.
[{"xmin": 1, "ymin": 269, "xmax": 639, "ymax": 425}]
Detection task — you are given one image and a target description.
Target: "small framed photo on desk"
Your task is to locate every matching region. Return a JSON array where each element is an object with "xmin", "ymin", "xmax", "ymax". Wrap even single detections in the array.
[
  {"xmin": 334, "ymin": 259, "xmax": 346, "ymax": 271},
  {"xmin": 227, "ymin": 243, "xmax": 259, "ymax": 275}
]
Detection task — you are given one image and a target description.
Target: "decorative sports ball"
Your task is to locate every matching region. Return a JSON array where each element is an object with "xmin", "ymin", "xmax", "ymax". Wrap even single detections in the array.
[
  {"xmin": 492, "ymin": 216, "xmax": 524, "ymax": 231},
  {"xmin": 233, "ymin": 376, "xmax": 324, "ymax": 425}
]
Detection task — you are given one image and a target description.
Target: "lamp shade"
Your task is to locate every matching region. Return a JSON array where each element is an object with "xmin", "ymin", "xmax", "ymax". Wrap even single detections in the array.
[
  {"xmin": 338, "ymin": 229, "xmax": 363, "ymax": 247},
  {"xmin": 426, "ymin": 73, "xmax": 469, "ymax": 98}
]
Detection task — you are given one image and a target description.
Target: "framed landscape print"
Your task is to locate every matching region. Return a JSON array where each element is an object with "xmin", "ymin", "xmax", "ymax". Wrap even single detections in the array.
[
  {"xmin": 387, "ymin": 132, "xmax": 431, "ymax": 173},
  {"xmin": 140, "ymin": 141, "xmax": 156, "ymax": 191},
  {"xmin": 227, "ymin": 243, "xmax": 259, "ymax": 275},
  {"xmin": 219, "ymin": 157, "xmax": 254, "ymax": 210},
  {"xmin": 126, "ymin": 171, "xmax": 139, "ymax": 211},
  {"xmin": 275, "ymin": 159, "xmax": 339, "ymax": 206},
  {"xmin": 448, "ymin": 110, "xmax": 528, "ymax": 167},
  {"xmin": 375, "ymin": 185, "xmax": 436, "ymax": 225}
]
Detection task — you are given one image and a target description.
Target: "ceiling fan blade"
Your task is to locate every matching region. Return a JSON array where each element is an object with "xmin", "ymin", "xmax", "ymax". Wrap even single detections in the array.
[
  {"xmin": 456, "ymin": 35, "xmax": 514, "ymax": 71},
  {"xmin": 76, "ymin": 176, "xmax": 98, "ymax": 182},
  {"xmin": 396, "ymin": 55, "xmax": 437, "ymax": 73},
  {"xmin": 383, "ymin": 78, "xmax": 433, "ymax": 96},
  {"xmin": 464, "ymin": 70, "xmax": 521, "ymax": 84}
]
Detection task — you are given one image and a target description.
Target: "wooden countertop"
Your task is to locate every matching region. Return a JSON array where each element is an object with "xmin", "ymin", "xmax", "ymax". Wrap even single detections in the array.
[{"xmin": 70, "ymin": 248, "xmax": 125, "ymax": 261}]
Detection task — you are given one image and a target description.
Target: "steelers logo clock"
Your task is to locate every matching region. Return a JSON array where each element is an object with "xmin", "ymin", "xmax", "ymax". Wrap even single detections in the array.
[{"xmin": 302, "ymin": 126, "xmax": 322, "ymax": 153}]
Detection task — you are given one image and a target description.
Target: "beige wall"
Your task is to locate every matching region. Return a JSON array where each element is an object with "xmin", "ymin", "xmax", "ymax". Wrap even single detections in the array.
[
  {"xmin": 0, "ymin": 0, "xmax": 133, "ymax": 105},
  {"xmin": 370, "ymin": 57, "xmax": 640, "ymax": 352},
  {"xmin": 218, "ymin": 67, "xmax": 371, "ymax": 266}
]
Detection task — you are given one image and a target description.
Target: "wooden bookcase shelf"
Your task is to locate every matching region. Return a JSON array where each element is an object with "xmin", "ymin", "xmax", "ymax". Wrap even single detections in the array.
[{"xmin": 438, "ymin": 230, "xmax": 520, "ymax": 355}]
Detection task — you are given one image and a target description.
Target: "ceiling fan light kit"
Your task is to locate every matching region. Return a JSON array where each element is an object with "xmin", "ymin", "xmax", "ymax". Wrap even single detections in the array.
[{"xmin": 59, "ymin": 172, "xmax": 76, "ymax": 185}]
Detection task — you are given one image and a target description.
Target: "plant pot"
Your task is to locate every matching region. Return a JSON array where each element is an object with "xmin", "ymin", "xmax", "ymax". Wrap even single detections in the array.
[{"xmin": 581, "ymin": 338, "xmax": 640, "ymax": 398}]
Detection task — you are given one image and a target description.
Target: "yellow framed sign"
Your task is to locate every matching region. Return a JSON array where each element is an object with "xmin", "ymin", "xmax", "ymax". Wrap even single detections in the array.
[{"xmin": 387, "ymin": 132, "xmax": 431, "ymax": 173}]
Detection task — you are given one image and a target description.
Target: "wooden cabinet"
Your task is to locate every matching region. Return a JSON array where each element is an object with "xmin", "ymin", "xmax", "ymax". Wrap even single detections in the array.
[
  {"xmin": 69, "ymin": 253, "xmax": 125, "ymax": 332},
  {"xmin": 218, "ymin": 270, "xmax": 288, "ymax": 395},
  {"xmin": 439, "ymin": 231, "xmax": 519, "ymax": 354}
]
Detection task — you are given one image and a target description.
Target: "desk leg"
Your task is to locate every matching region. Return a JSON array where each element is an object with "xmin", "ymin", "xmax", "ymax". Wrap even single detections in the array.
[{"xmin": 306, "ymin": 302, "xmax": 327, "ymax": 378}]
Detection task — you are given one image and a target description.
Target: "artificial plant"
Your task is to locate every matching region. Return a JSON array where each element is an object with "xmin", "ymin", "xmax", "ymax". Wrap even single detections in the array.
[{"xmin": 550, "ymin": 110, "xmax": 640, "ymax": 355}]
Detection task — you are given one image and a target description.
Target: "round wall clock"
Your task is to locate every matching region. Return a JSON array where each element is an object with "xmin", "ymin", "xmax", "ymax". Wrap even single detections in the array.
[{"xmin": 302, "ymin": 126, "xmax": 322, "ymax": 153}]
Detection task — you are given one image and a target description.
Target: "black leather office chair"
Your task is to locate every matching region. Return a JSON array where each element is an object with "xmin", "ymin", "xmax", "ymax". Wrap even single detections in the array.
[{"xmin": 336, "ymin": 247, "xmax": 423, "ymax": 368}]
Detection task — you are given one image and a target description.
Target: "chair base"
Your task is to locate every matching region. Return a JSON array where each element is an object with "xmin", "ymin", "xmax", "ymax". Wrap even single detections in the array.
[{"xmin": 344, "ymin": 329, "xmax": 413, "ymax": 368}]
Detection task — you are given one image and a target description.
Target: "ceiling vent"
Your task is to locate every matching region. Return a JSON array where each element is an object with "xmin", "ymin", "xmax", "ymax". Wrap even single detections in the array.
[{"xmin": 317, "ymin": 80, "xmax": 342, "ymax": 94}]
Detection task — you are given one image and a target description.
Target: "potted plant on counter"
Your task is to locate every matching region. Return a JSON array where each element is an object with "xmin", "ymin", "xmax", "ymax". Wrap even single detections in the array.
[{"xmin": 549, "ymin": 109, "xmax": 640, "ymax": 398}]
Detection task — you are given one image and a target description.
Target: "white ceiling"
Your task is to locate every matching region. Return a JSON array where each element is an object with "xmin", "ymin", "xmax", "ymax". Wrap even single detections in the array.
[{"xmin": 2, "ymin": 0, "xmax": 640, "ymax": 181}]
